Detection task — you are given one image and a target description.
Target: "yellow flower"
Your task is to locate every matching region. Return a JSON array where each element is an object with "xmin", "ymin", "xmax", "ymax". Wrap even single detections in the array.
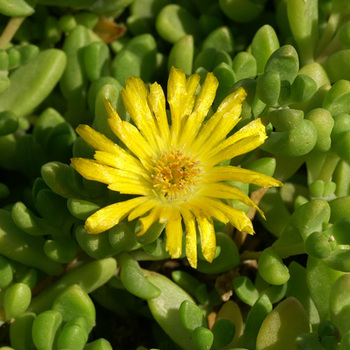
[{"xmin": 71, "ymin": 67, "xmax": 282, "ymax": 268}]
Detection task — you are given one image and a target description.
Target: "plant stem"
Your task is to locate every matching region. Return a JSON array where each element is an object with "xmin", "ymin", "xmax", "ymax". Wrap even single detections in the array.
[
  {"xmin": 318, "ymin": 151, "xmax": 340, "ymax": 182},
  {"xmin": 240, "ymin": 250, "xmax": 262, "ymax": 261},
  {"xmin": 273, "ymin": 242, "xmax": 305, "ymax": 259},
  {"xmin": 316, "ymin": 32, "xmax": 342, "ymax": 63},
  {"xmin": 315, "ymin": 12, "xmax": 341, "ymax": 57},
  {"xmin": 0, "ymin": 16, "xmax": 26, "ymax": 50},
  {"xmin": 306, "ymin": 151, "xmax": 327, "ymax": 185}
]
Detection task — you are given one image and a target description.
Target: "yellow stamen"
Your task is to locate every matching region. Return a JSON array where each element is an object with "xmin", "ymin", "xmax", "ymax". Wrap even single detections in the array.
[{"xmin": 151, "ymin": 147, "xmax": 202, "ymax": 200}]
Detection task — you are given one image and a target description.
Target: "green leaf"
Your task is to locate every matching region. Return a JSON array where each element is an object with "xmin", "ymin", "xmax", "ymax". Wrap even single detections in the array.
[
  {"xmin": 119, "ymin": 253, "xmax": 161, "ymax": 300},
  {"xmin": 156, "ymin": 4, "xmax": 201, "ymax": 43},
  {"xmin": 287, "ymin": 0, "xmax": 318, "ymax": 65},
  {"xmin": 251, "ymin": 24, "xmax": 280, "ymax": 74},
  {"xmin": 330, "ymin": 274, "xmax": 350, "ymax": 336},
  {"xmin": 32, "ymin": 310, "xmax": 62, "ymax": 350},
  {"xmin": 4, "ymin": 283, "xmax": 31, "ymax": 321},
  {"xmin": 219, "ymin": 0, "xmax": 266, "ymax": 23},
  {"xmin": 0, "ymin": 0, "xmax": 34, "ymax": 16},
  {"xmin": 52, "ymin": 284, "xmax": 95, "ymax": 333},
  {"xmin": 9, "ymin": 312, "xmax": 36, "ymax": 350},
  {"xmin": 29, "ymin": 258, "xmax": 117, "ymax": 314},
  {"xmin": 145, "ymin": 270, "xmax": 195, "ymax": 350},
  {"xmin": 306, "ymin": 256, "xmax": 344, "ymax": 321},
  {"xmin": 168, "ymin": 35, "xmax": 194, "ymax": 75},
  {"xmin": 258, "ymin": 247, "xmax": 290, "ymax": 285},
  {"xmin": 0, "ymin": 49, "xmax": 66, "ymax": 117},
  {"xmin": 256, "ymin": 297, "xmax": 309, "ymax": 350},
  {"xmin": 179, "ymin": 300, "xmax": 206, "ymax": 331}
]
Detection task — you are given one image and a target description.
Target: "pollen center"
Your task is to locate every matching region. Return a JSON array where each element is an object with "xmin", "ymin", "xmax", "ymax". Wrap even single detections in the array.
[{"xmin": 151, "ymin": 148, "xmax": 202, "ymax": 200}]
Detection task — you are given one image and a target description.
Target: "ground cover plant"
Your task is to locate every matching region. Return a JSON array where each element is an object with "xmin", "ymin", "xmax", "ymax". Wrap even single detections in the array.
[{"xmin": 0, "ymin": 0, "xmax": 350, "ymax": 349}]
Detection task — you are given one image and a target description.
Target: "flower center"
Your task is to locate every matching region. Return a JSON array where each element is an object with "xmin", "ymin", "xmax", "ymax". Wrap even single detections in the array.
[{"xmin": 151, "ymin": 148, "xmax": 202, "ymax": 200}]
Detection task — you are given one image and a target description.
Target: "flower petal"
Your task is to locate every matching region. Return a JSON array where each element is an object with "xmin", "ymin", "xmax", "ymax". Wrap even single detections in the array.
[
  {"xmin": 85, "ymin": 197, "xmax": 147, "ymax": 234},
  {"xmin": 164, "ymin": 208, "xmax": 183, "ymax": 259},
  {"xmin": 198, "ymin": 183, "xmax": 265, "ymax": 219},
  {"xmin": 76, "ymin": 124, "xmax": 123, "ymax": 155},
  {"xmin": 183, "ymin": 198, "xmax": 229, "ymax": 225},
  {"xmin": 167, "ymin": 67, "xmax": 200, "ymax": 142},
  {"xmin": 205, "ymin": 198, "xmax": 254, "ymax": 234},
  {"xmin": 94, "ymin": 150, "xmax": 147, "ymax": 177},
  {"xmin": 148, "ymin": 82, "xmax": 170, "ymax": 148},
  {"xmin": 137, "ymin": 206, "xmax": 161, "ymax": 236},
  {"xmin": 191, "ymin": 87, "xmax": 246, "ymax": 155},
  {"xmin": 122, "ymin": 76, "xmax": 160, "ymax": 150},
  {"xmin": 195, "ymin": 212, "xmax": 216, "ymax": 263},
  {"xmin": 128, "ymin": 198, "xmax": 158, "ymax": 221},
  {"xmin": 180, "ymin": 72, "xmax": 219, "ymax": 147},
  {"xmin": 104, "ymin": 99, "xmax": 155, "ymax": 163},
  {"xmin": 71, "ymin": 158, "xmax": 133, "ymax": 184},
  {"xmin": 205, "ymin": 118, "xmax": 267, "ymax": 165},
  {"xmin": 205, "ymin": 165, "xmax": 283, "ymax": 188},
  {"xmin": 180, "ymin": 207, "xmax": 197, "ymax": 268},
  {"xmin": 108, "ymin": 180, "xmax": 151, "ymax": 195}
]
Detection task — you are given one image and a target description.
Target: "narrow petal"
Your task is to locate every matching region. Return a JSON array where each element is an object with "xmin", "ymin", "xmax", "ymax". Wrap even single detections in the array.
[
  {"xmin": 94, "ymin": 150, "xmax": 147, "ymax": 177},
  {"xmin": 85, "ymin": 197, "xmax": 147, "ymax": 234},
  {"xmin": 104, "ymin": 99, "xmax": 156, "ymax": 164},
  {"xmin": 205, "ymin": 165, "xmax": 283, "ymax": 188},
  {"xmin": 180, "ymin": 72, "xmax": 219, "ymax": 147},
  {"xmin": 71, "ymin": 158, "xmax": 134, "ymax": 184},
  {"xmin": 198, "ymin": 183, "xmax": 265, "ymax": 219},
  {"xmin": 168, "ymin": 67, "xmax": 186, "ymax": 138},
  {"xmin": 76, "ymin": 124, "xmax": 122, "ymax": 155},
  {"xmin": 191, "ymin": 87, "xmax": 247, "ymax": 155},
  {"xmin": 128, "ymin": 198, "xmax": 158, "ymax": 221},
  {"xmin": 205, "ymin": 118, "xmax": 267, "ymax": 165},
  {"xmin": 205, "ymin": 198, "xmax": 254, "ymax": 234},
  {"xmin": 183, "ymin": 198, "xmax": 229, "ymax": 225},
  {"xmin": 137, "ymin": 206, "xmax": 161, "ymax": 236},
  {"xmin": 219, "ymin": 118, "xmax": 267, "ymax": 150},
  {"xmin": 164, "ymin": 208, "xmax": 183, "ymax": 259},
  {"xmin": 108, "ymin": 180, "xmax": 152, "ymax": 196},
  {"xmin": 180, "ymin": 207, "xmax": 197, "ymax": 268},
  {"xmin": 167, "ymin": 67, "xmax": 200, "ymax": 142},
  {"xmin": 195, "ymin": 211, "xmax": 216, "ymax": 263},
  {"xmin": 184, "ymin": 74, "xmax": 202, "ymax": 115},
  {"xmin": 122, "ymin": 76, "xmax": 160, "ymax": 150},
  {"xmin": 148, "ymin": 82, "xmax": 170, "ymax": 148}
]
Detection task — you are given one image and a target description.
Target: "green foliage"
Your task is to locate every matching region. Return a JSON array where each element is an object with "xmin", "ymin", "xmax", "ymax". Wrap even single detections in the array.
[{"xmin": 1, "ymin": 0, "xmax": 350, "ymax": 348}]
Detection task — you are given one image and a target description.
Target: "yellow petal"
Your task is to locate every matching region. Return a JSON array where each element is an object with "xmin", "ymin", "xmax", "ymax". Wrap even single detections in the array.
[
  {"xmin": 198, "ymin": 183, "xmax": 265, "ymax": 219},
  {"xmin": 85, "ymin": 197, "xmax": 147, "ymax": 234},
  {"xmin": 180, "ymin": 72, "xmax": 219, "ymax": 147},
  {"xmin": 128, "ymin": 198, "xmax": 158, "ymax": 221},
  {"xmin": 122, "ymin": 76, "xmax": 160, "ymax": 150},
  {"xmin": 205, "ymin": 165, "xmax": 283, "ymax": 188},
  {"xmin": 168, "ymin": 67, "xmax": 186, "ymax": 138},
  {"xmin": 167, "ymin": 67, "xmax": 200, "ymax": 142},
  {"xmin": 195, "ymin": 212, "xmax": 216, "ymax": 263},
  {"xmin": 191, "ymin": 87, "xmax": 246, "ymax": 155},
  {"xmin": 108, "ymin": 180, "xmax": 151, "ymax": 195},
  {"xmin": 137, "ymin": 206, "xmax": 161, "ymax": 236},
  {"xmin": 93, "ymin": 150, "xmax": 147, "ymax": 177},
  {"xmin": 76, "ymin": 124, "xmax": 122, "ymax": 155},
  {"xmin": 148, "ymin": 82, "xmax": 170, "ymax": 148},
  {"xmin": 164, "ymin": 208, "xmax": 183, "ymax": 259},
  {"xmin": 104, "ymin": 99, "xmax": 155, "ymax": 164},
  {"xmin": 180, "ymin": 207, "xmax": 197, "ymax": 268},
  {"xmin": 205, "ymin": 198, "xmax": 254, "ymax": 234},
  {"xmin": 184, "ymin": 73, "xmax": 201, "ymax": 117},
  {"xmin": 205, "ymin": 118, "xmax": 267, "ymax": 165},
  {"xmin": 183, "ymin": 198, "xmax": 229, "ymax": 225},
  {"xmin": 71, "ymin": 158, "xmax": 131, "ymax": 184}
]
